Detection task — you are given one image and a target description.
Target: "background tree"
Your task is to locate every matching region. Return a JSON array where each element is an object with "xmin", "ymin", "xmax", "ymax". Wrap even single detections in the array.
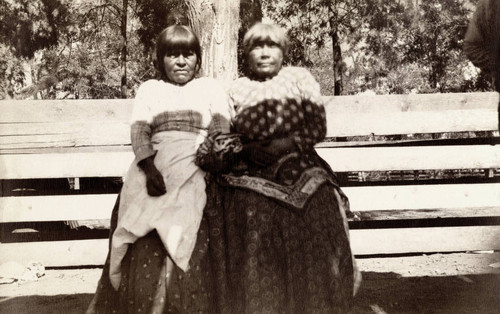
[
  {"xmin": 238, "ymin": 0, "xmax": 263, "ymax": 74},
  {"xmin": 185, "ymin": 0, "xmax": 240, "ymax": 81},
  {"xmin": 265, "ymin": 0, "xmax": 486, "ymax": 95},
  {"xmin": 265, "ymin": 0, "xmax": 364, "ymax": 95},
  {"xmin": 351, "ymin": 0, "xmax": 482, "ymax": 94},
  {"xmin": 0, "ymin": 0, "xmax": 71, "ymax": 99},
  {"xmin": 135, "ymin": 0, "xmax": 187, "ymax": 67},
  {"xmin": 120, "ymin": 0, "xmax": 128, "ymax": 98}
]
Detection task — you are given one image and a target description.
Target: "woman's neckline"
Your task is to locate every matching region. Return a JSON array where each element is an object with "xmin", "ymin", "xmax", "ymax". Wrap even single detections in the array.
[
  {"xmin": 162, "ymin": 77, "xmax": 199, "ymax": 87},
  {"xmin": 247, "ymin": 70, "xmax": 280, "ymax": 82}
]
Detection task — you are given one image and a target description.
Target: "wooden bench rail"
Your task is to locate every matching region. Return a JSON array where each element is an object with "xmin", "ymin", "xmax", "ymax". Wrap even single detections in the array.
[
  {"xmin": 2, "ymin": 183, "xmax": 500, "ymax": 223},
  {"xmin": 1, "ymin": 225, "xmax": 500, "ymax": 267},
  {"xmin": 1, "ymin": 92, "xmax": 498, "ymax": 152},
  {"xmin": 1, "ymin": 144, "xmax": 500, "ymax": 179}
]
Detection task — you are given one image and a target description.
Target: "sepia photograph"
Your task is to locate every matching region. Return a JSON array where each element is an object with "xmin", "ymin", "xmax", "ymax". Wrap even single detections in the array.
[{"xmin": 0, "ymin": 0, "xmax": 499, "ymax": 313}]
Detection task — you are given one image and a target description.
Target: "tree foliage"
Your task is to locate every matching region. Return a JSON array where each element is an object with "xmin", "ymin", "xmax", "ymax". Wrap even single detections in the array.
[
  {"xmin": 135, "ymin": 0, "xmax": 186, "ymax": 53},
  {"xmin": 352, "ymin": 0, "xmax": 483, "ymax": 94},
  {"xmin": 0, "ymin": 0, "xmax": 156, "ymax": 99},
  {"xmin": 0, "ymin": 0, "xmax": 71, "ymax": 58},
  {"xmin": 0, "ymin": 0, "xmax": 491, "ymax": 99},
  {"xmin": 265, "ymin": 0, "xmax": 489, "ymax": 95}
]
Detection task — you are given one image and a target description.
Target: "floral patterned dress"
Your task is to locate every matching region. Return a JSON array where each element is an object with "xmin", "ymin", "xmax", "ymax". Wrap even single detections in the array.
[{"xmin": 197, "ymin": 67, "xmax": 361, "ymax": 314}]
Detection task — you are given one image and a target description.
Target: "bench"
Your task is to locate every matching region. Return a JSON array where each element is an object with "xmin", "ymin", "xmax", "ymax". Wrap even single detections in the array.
[{"xmin": 1, "ymin": 92, "xmax": 499, "ymax": 267}]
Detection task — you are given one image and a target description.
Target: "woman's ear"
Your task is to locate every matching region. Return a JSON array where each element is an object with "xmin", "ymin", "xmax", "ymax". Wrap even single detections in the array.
[
  {"xmin": 194, "ymin": 63, "xmax": 201, "ymax": 77},
  {"xmin": 152, "ymin": 51, "xmax": 163, "ymax": 79},
  {"xmin": 195, "ymin": 56, "xmax": 202, "ymax": 73}
]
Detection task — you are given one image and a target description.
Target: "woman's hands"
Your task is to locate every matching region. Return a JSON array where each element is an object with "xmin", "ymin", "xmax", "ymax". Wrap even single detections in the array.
[
  {"xmin": 138, "ymin": 156, "xmax": 166, "ymax": 196},
  {"xmin": 243, "ymin": 137, "xmax": 297, "ymax": 167}
]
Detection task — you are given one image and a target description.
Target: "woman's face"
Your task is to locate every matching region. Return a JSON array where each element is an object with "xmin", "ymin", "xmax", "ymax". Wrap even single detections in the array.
[
  {"xmin": 163, "ymin": 50, "xmax": 198, "ymax": 85},
  {"xmin": 247, "ymin": 40, "xmax": 283, "ymax": 80}
]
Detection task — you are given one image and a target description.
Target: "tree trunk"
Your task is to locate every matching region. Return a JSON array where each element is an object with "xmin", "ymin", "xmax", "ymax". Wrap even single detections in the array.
[
  {"xmin": 120, "ymin": 0, "xmax": 128, "ymax": 98},
  {"xmin": 329, "ymin": 7, "xmax": 343, "ymax": 96},
  {"xmin": 331, "ymin": 31, "xmax": 343, "ymax": 96},
  {"xmin": 185, "ymin": 0, "xmax": 240, "ymax": 82}
]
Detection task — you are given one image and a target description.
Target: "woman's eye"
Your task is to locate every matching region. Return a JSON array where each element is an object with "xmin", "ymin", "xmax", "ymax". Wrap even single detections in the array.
[
  {"xmin": 168, "ymin": 51, "xmax": 195, "ymax": 58},
  {"xmin": 253, "ymin": 41, "xmax": 278, "ymax": 50}
]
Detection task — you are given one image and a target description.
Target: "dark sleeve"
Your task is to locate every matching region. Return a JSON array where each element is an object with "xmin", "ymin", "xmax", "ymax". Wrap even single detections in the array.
[
  {"xmin": 290, "ymin": 99, "xmax": 327, "ymax": 151},
  {"xmin": 290, "ymin": 68, "xmax": 327, "ymax": 151},
  {"xmin": 464, "ymin": 0, "xmax": 492, "ymax": 71},
  {"xmin": 195, "ymin": 133, "xmax": 243, "ymax": 174}
]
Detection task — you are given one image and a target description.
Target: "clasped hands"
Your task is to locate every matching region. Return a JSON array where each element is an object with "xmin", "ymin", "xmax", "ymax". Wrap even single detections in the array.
[
  {"xmin": 138, "ymin": 137, "xmax": 297, "ymax": 196},
  {"xmin": 242, "ymin": 136, "xmax": 297, "ymax": 167}
]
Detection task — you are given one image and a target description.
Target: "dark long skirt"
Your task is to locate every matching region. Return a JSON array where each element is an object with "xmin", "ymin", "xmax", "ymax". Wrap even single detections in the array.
[
  {"xmin": 86, "ymin": 197, "xmax": 216, "ymax": 314},
  {"xmin": 205, "ymin": 182, "xmax": 355, "ymax": 314}
]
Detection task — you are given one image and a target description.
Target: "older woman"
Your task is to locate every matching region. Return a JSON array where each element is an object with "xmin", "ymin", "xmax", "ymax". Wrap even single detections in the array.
[
  {"xmin": 197, "ymin": 23, "xmax": 361, "ymax": 314},
  {"xmin": 87, "ymin": 25, "xmax": 231, "ymax": 314}
]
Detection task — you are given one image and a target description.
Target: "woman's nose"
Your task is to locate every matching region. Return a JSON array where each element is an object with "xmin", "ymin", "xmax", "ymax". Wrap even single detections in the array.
[{"xmin": 176, "ymin": 55, "xmax": 186, "ymax": 66}]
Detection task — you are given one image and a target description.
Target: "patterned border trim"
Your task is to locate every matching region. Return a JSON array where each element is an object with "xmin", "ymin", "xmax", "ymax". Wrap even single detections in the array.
[{"xmin": 221, "ymin": 167, "xmax": 337, "ymax": 209}]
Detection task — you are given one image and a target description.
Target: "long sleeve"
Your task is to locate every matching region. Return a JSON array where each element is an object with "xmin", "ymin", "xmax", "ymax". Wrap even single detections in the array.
[
  {"xmin": 195, "ymin": 79, "xmax": 241, "ymax": 173},
  {"xmin": 464, "ymin": 0, "xmax": 493, "ymax": 72},
  {"xmin": 207, "ymin": 79, "xmax": 233, "ymax": 136},
  {"xmin": 130, "ymin": 121, "xmax": 155, "ymax": 162},
  {"xmin": 290, "ymin": 68, "xmax": 327, "ymax": 151},
  {"xmin": 195, "ymin": 133, "xmax": 242, "ymax": 174},
  {"xmin": 130, "ymin": 81, "xmax": 157, "ymax": 162}
]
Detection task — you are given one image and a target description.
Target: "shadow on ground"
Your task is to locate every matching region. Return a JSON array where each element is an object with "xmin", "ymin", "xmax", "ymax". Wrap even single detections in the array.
[
  {"xmin": 352, "ymin": 272, "xmax": 500, "ymax": 313},
  {"xmin": 0, "ymin": 273, "xmax": 499, "ymax": 313}
]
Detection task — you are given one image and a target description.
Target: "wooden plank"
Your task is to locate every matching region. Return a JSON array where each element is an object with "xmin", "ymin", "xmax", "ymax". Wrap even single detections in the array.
[
  {"xmin": 1, "ymin": 93, "xmax": 495, "ymax": 123},
  {"xmin": 323, "ymin": 92, "xmax": 499, "ymax": 113},
  {"xmin": 0, "ymin": 145, "xmax": 132, "ymax": 155},
  {"xmin": 1, "ymin": 225, "xmax": 499, "ymax": 266},
  {"xmin": 1, "ymin": 145, "xmax": 499, "ymax": 179},
  {"xmin": 0, "ymin": 194, "xmax": 119, "ymax": 222},
  {"xmin": 343, "ymin": 183, "xmax": 500, "ymax": 211},
  {"xmin": 1, "ymin": 93, "xmax": 498, "ymax": 151},
  {"xmin": 350, "ymin": 226, "xmax": 500, "ymax": 255},
  {"xmin": 0, "ymin": 150, "xmax": 134, "ymax": 179},
  {"xmin": 2, "ymin": 110, "xmax": 495, "ymax": 149},
  {"xmin": 0, "ymin": 239, "xmax": 108, "ymax": 267},
  {"xmin": 325, "ymin": 109, "xmax": 498, "ymax": 137},
  {"xmin": 355, "ymin": 207, "xmax": 500, "ymax": 221},
  {"xmin": 0, "ymin": 121, "xmax": 130, "ymax": 150},
  {"xmin": 0, "ymin": 99, "xmax": 133, "ymax": 123},
  {"xmin": 317, "ymin": 144, "xmax": 500, "ymax": 172},
  {"xmin": 323, "ymin": 92, "xmax": 499, "ymax": 136},
  {"xmin": 2, "ymin": 184, "xmax": 499, "ymax": 223},
  {"xmin": 317, "ymin": 135, "xmax": 500, "ymax": 147}
]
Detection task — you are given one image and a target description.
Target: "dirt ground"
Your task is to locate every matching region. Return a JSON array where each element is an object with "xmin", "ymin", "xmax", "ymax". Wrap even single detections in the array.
[{"xmin": 0, "ymin": 252, "xmax": 499, "ymax": 314}]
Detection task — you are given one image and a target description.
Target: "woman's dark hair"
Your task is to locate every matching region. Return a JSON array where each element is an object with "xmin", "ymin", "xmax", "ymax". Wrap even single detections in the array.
[{"xmin": 155, "ymin": 25, "xmax": 202, "ymax": 80}]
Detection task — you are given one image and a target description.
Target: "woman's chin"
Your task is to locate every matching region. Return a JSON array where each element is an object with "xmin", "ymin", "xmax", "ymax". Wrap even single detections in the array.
[{"xmin": 169, "ymin": 74, "xmax": 194, "ymax": 85}]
